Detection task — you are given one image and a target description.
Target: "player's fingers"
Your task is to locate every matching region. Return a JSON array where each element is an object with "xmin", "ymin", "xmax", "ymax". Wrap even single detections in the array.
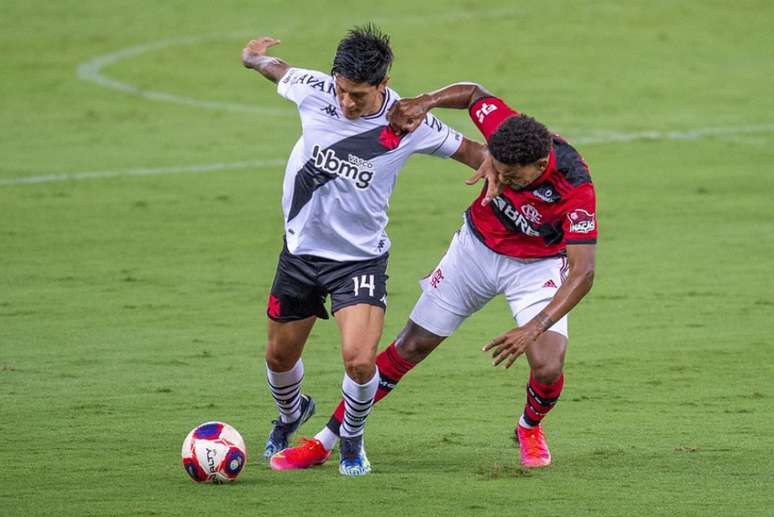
[
  {"xmin": 465, "ymin": 170, "xmax": 484, "ymax": 186},
  {"xmin": 492, "ymin": 347, "xmax": 511, "ymax": 366},
  {"xmin": 408, "ymin": 119, "xmax": 423, "ymax": 132},
  {"xmin": 504, "ymin": 351, "xmax": 522, "ymax": 369},
  {"xmin": 482, "ymin": 333, "xmax": 508, "ymax": 351}
]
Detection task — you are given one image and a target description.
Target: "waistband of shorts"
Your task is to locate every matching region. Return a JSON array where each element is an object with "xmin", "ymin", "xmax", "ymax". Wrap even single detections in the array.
[{"xmin": 283, "ymin": 236, "xmax": 389, "ymax": 264}]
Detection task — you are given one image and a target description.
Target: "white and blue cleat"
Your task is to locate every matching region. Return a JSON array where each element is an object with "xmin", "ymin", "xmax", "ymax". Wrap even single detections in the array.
[
  {"xmin": 338, "ymin": 434, "xmax": 372, "ymax": 476},
  {"xmin": 263, "ymin": 394, "xmax": 316, "ymax": 459}
]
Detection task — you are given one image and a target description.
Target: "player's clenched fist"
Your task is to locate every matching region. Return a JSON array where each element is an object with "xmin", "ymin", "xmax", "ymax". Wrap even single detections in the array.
[
  {"xmin": 387, "ymin": 96, "xmax": 431, "ymax": 134},
  {"xmin": 242, "ymin": 37, "xmax": 281, "ymax": 68}
]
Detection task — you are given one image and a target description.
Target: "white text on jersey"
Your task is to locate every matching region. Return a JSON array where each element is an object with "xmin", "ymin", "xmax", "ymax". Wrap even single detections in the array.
[{"xmin": 311, "ymin": 145, "xmax": 375, "ymax": 189}]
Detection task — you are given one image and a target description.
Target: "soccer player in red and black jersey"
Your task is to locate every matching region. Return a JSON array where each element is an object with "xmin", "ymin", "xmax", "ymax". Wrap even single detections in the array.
[{"xmin": 272, "ymin": 82, "xmax": 597, "ymax": 470}]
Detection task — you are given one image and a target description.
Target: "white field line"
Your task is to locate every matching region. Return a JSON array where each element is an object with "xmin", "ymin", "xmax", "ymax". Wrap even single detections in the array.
[
  {"xmin": 8, "ymin": 23, "xmax": 766, "ymax": 189},
  {"xmin": 572, "ymin": 123, "xmax": 774, "ymax": 145},
  {"xmin": 2, "ymin": 122, "xmax": 773, "ymax": 187},
  {"xmin": 76, "ymin": 34, "xmax": 291, "ymax": 116},
  {"xmin": 76, "ymin": 8, "xmax": 522, "ymax": 116},
  {"xmin": 0, "ymin": 160, "xmax": 285, "ymax": 186}
]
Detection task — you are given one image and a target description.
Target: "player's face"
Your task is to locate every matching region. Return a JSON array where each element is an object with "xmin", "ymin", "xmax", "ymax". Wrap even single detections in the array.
[
  {"xmin": 492, "ymin": 156, "xmax": 550, "ymax": 190},
  {"xmin": 334, "ymin": 75, "xmax": 387, "ymax": 119}
]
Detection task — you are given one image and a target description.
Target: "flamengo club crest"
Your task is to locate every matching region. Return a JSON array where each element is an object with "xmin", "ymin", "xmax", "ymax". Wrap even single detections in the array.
[{"xmin": 520, "ymin": 203, "xmax": 542, "ymax": 224}]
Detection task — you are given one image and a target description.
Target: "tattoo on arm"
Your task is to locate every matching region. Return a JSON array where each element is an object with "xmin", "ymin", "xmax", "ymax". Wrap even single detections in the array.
[
  {"xmin": 251, "ymin": 56, "xmax": 289, "ymax": 83},
  {"xmin": 534, "ymin": 311, "xmax": 556, "ymax": 332}
]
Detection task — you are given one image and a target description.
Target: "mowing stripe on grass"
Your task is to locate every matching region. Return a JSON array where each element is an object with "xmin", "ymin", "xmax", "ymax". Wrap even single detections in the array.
[{"xmin": 2, "ymin": 124, "xmax": 772, "ymax": 187}]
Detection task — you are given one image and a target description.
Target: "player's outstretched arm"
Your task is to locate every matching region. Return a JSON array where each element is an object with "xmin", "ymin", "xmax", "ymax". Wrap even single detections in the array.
[
  {"xmin": 241, "ymin": 37, "xmax": 290, "ymax": 83},
  {"xmin": 451, "ymin": 138, "xmax": 487, "ymax": 170},
  {"xmin": 483, "ymin": 244, "xmax": 596, "ymax": 368},
  {"xmin": 388, "ymin": 82, "xmax": 493, "ymax": 133}
]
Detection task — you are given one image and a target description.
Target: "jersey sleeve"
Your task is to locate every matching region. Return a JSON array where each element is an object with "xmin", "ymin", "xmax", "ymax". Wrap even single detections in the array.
[
  {"xmin": 276, "ymin": 67, "xmax": 325, "ymax": 106},
  {"xmin": 468, "ymin": 96, "xmax": 519, "ymax": 140},
  {"xmin": 410, "ymin": 113, "xmax": 463, "ymax": 158},
  {"xmin": 562, "ymin": 184, "xmax": 598, "ymax": 245}
]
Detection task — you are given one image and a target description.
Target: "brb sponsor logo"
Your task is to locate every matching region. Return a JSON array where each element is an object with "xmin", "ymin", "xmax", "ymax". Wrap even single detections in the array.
[
  {"xmin": 567, "ymin": 209, "xmax": 596, "ymax": 233},
  {"xmin": 311, "ymin": 145, "xmax": 375, "ymax": 189},
  {"xmin": 493, "ymin": 196, "xmax": 541, "ymax": 237}
]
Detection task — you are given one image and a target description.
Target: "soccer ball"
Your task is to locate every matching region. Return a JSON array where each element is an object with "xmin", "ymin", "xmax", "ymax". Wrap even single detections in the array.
[{"xmin": 181, "ymin": 421, "xmax": 247, "ymax": 483}]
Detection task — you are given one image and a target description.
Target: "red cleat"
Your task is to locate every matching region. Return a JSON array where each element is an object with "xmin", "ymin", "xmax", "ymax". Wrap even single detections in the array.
[
  {"xmin": 516, "ymin": 425, "xmax": 552, "ymax": 468},
  {"xmin": 270, "ymin": 438, "xmax": 331, "ymax": 471}
]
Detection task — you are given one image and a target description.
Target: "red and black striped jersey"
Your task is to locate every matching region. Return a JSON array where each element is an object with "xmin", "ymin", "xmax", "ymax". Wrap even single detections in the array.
[{"xmin": 466, "ymin": 97, "xmax": 598, "ymax": 259}]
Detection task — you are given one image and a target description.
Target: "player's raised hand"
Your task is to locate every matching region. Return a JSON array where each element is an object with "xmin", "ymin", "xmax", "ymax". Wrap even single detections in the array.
[
  {"xmin": 482, "ymin": 325, "xmax": 541, "ymax": 368},
  {"xmin": 242, "ymin": 37, "xmax": 281, "ymax": 68},
  {"xmin": 387, "ymin": 96, "xmax": 430, "ymax": 134},
  {"xmin": 465, "ymin": 153, "xmax": 503, "ymax": 206}
]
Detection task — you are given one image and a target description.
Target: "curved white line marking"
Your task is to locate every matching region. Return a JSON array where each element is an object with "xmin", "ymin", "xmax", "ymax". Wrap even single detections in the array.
[
  {"xmin": 77, "ymin": 34, "xmax": 292, "ymax": 116},
  {"xmin": 76, "ymin": 8, "xmax": 521, "ymax": 115}
]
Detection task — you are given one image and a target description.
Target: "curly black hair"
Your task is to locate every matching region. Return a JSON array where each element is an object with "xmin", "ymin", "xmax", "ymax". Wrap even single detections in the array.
[
  {"xmin": 331, "ymin": 23, "xmax": 393, "ymax": 86},
  {"xmin": 488, "ymin": 115, "xmax": 552, "ymax": 165}
]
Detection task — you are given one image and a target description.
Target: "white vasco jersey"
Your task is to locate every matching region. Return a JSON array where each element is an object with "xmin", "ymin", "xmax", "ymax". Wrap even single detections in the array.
[{"xmin": 276, "ymin": 67, "xmax": 463, "ymax": 261}]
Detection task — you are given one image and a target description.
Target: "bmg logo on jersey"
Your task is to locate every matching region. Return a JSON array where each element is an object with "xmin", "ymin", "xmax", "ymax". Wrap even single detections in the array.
[{"xmin": 311, "ymin": 144, "xmax": 374, "ymax": 189}]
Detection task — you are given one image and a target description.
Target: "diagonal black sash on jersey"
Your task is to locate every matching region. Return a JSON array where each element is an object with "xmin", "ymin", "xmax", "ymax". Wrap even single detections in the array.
[{"xmin": 287, "ymin": 126, "xmax": 394, "ymax": 223}]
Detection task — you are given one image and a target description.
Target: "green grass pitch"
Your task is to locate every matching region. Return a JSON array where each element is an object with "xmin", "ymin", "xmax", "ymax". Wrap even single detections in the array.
[{"xmin": 2, "ymin": 1, "xmax": 773, "ymax": 515}]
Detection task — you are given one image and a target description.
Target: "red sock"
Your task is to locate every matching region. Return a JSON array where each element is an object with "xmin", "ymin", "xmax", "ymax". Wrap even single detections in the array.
[
  {"xmin": 522, "ymin": 371, "xmax": 564, "ymax": 427},
  {"xmin": 327, "ymin": 341, "xmax": 415, "ymax": 435}
]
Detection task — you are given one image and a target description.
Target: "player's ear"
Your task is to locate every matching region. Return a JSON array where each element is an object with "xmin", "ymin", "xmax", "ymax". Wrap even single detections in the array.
[
  {"xmin": 379, "ymin": 76, "xmax": 390, "ymax": 91},
  {"xmin": 536, "ymin": 156, "xmax": 550, "ymax": 171}
]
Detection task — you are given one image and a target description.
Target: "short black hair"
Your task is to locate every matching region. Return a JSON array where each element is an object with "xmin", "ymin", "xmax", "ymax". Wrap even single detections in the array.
[
  {"xmin": 488, "ymin": 115, "xmax": 552, "ymax": 165},
  {"xmin": 331, "ymin": 23, "xmax": 393, "ymax": 86}
]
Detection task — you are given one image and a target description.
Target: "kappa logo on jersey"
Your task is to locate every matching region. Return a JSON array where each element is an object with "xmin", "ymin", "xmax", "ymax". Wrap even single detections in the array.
[
  {"xmin": 521, "ymin": 203, "xmax": 542, "ymax": 224},
  {"xmin": 475, "ymin": 102, "xmax": 498, "ymax": 123},
  {"xmin": 320, "ymin": 103, "xmax": 339, "ymax": 118},
  {"xmin": 567, "ymin": 209, "xmax": 596, "ymax": 233},
  {"xmin": 492, "ymin": 196, "xmax": 541, "ymax": 237},
  {"xmin": 311, "ymin": 144, "xmax": 375, "ymax": 189}
]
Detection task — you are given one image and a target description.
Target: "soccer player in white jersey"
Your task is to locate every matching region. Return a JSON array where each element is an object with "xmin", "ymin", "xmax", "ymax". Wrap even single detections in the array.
[
  {"xmin": 241, "ymin": 25, "xmax": 489, "ymax": 476},
  {"xmin": 276, "ymin": 82, "xmax": 597, "ymax": 470}
]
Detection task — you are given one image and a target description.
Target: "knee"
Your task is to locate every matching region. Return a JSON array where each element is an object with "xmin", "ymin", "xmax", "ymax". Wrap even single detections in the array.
[
  {"xmin": 532, "ymin": 363, "xmax": 563, "ymax": 385},
  {"xmin": 265, "ymin": 340, "xmax": 298, "ymax": 372},
  {"xmin": 343, "ymin": 357, "xmax": 376, "ymax": 384}
]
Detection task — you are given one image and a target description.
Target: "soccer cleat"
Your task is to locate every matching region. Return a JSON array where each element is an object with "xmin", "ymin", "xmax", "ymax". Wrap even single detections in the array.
[
  {"xmin": 338, "ymin": 434, "xmax": 371, "ymax": 476},
  {"xmin": 516, "ymin": 424, "xmax": 552, "ymax": 468},
  {"xmin": 270, "ymin": 437, "xmax": 331, "ymax": 470},
  {"xmin": 263, "ymin": 394, "xmax": 316, "ymax": 459}
]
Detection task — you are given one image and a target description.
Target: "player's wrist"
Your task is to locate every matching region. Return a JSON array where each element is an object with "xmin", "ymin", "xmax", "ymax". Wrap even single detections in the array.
[
  {"xmin": 531, "ymin": 311, "xmax": 556, "ymax": 335},
  {"xmin": 420, "ymin": 93, "xmax": 438, "ymax": 111}
]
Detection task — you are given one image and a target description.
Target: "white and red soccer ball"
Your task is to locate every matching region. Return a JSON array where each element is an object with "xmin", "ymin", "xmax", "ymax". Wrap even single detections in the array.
[{"xmin": 181, "ymin": 421, "xmax": 247, "ymax": 483}]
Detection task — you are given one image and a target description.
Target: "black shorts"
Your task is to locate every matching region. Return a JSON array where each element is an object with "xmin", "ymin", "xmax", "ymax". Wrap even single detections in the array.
[{"xmin": 266, "ymin": 242, "xmax": 389, "ymax": 322}]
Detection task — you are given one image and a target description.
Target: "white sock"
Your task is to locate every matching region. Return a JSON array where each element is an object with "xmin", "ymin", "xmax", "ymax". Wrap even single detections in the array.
[
  {"xmin": 266, "ymin": 360, "xmax": 304, "ymax": 423},
  {"xmin": 519, "ymin": 414, "xmax": 535, "ymax": 429},
  {"xmin": 339, "ymin": 370, "xmax": 379, "ymax": 438},
  {"xmin": 314, "ymin": 427, "xmax": 338, "ymax": 451}
]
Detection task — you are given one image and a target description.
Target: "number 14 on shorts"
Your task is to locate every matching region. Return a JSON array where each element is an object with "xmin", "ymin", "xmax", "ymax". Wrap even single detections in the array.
[{"xmin": 352, "ymin": 275, "xmax": 375, "ymax": 297}]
